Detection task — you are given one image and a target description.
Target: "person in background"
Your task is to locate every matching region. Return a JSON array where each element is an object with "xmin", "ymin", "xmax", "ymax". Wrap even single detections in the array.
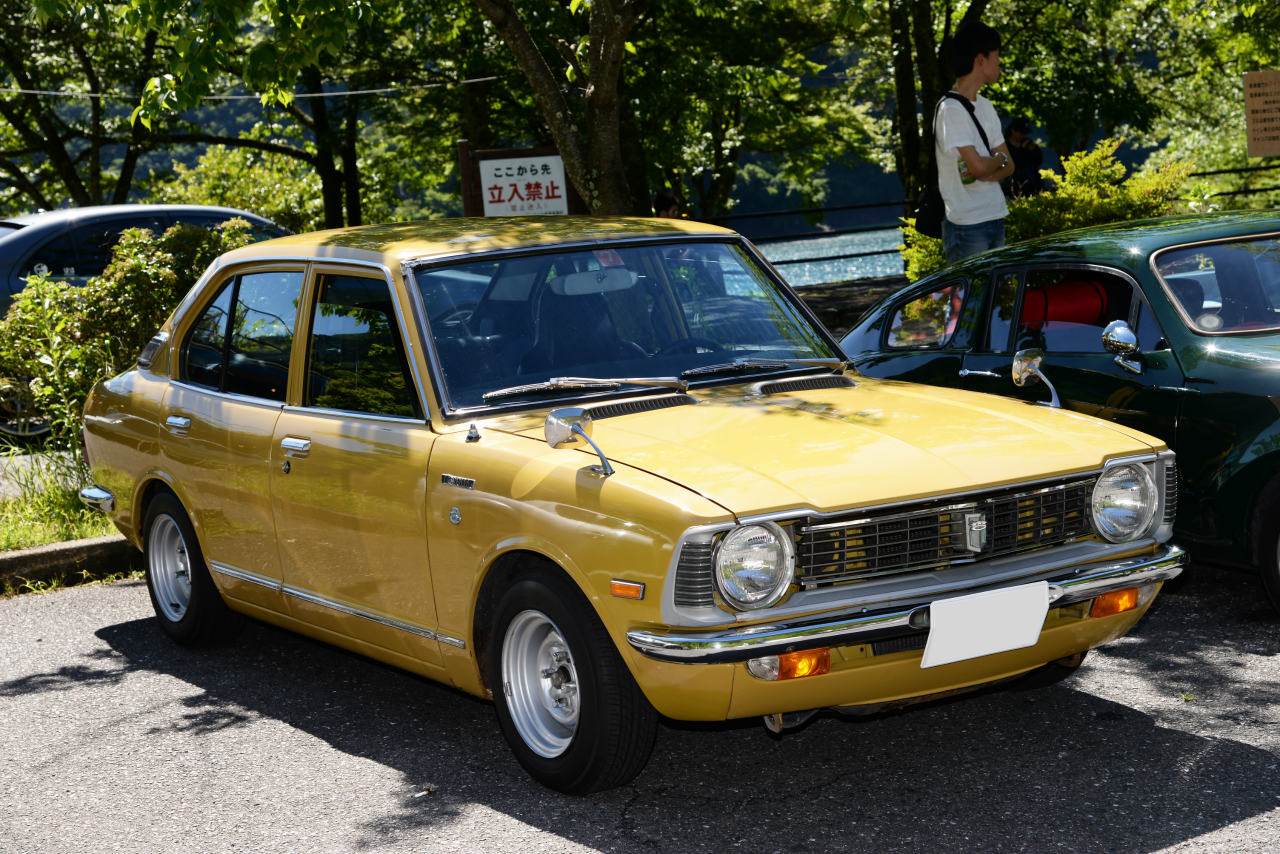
[
  {"xmin": 936, "ymin": 20, "xmax": 1015, "ymax": 262},
  {"xmin": 653, "ymin": 190, "xmax": 679, "ymax": 218},
  {"xmin": 1005, "ymin": 117, "xmax": 1044, "ymax": 198}
]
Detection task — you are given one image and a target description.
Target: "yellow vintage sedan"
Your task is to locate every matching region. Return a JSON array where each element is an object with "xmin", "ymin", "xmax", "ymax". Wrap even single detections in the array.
[{"xmin": 79, "ymin": 217, "xmax": 1185, "ymax": 793}]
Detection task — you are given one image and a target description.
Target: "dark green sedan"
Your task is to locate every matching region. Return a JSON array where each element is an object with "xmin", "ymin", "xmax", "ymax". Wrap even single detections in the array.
[{"xmin": 841, "ymin": 211, "xmax": 1280, "ymax": 609}]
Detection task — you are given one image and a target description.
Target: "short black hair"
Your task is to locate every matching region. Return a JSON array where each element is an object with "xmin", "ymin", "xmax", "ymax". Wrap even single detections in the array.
[
  {"xmin": 653, "ymin": 190, "xmax": 678, "ymax": 216},
  {"xmin": 946, "ymin": 21, "xmax": 1001, "ymax": 78}
]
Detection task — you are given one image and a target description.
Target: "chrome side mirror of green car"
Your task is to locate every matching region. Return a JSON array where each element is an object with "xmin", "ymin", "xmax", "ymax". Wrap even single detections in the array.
[
  {"xmin": 546, "ymin": 407, "xmax": 614, "ymax": 476},
  {"xmin": 1012, "ymin": 349, "xmax": 1062, "ymax": 408},
  {"xmin": 1101, "ymin": 320, "xmax": 1143, "ymax": 375}
]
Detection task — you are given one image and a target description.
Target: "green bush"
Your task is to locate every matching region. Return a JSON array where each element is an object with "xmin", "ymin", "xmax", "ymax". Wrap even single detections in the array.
[
  {"xmin": 0, "ymin": 219, "xmax": 252, "ymax": 450},
  {"xmin": 901, "ymin": 138, "xmax": 1194, "ymax": 280}
]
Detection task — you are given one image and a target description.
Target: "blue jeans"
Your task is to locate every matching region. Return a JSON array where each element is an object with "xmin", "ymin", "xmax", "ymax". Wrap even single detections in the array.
[{"xmin": 942, "ymin": 218, "xmax": 1005, "ymax": 262}]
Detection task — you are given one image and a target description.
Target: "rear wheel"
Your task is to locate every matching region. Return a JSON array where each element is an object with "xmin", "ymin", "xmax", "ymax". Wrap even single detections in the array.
[
  {"xmin": 1253, "ymin": 477, "xmax": 1280, "ymax": 614},
  {"xmin": 490, "ymin": 570, "xmax": 657, "ymax": 794},
  {"xmin": 143, "ymin": 493, "xmax": 240, "ymax": 645}
]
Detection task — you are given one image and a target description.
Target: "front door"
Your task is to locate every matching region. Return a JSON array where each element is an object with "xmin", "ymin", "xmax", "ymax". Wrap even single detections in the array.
[
  {"xmin": 268, "ymin": 269, "xmax": 442, "ymax": 667},
  {"xmin": 960, "ymin": 266, "xmax": 1185, "ymax": 449}
]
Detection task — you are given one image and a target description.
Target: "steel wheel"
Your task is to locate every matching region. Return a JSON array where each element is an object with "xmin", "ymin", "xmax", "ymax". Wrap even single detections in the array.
[
  {"xmin": 148, "ymin": 513, "xmax": 193, "ymax": 622},
  {"xmin": 501, "ymin": 609, "xmax": 580, "ymax": 758}
]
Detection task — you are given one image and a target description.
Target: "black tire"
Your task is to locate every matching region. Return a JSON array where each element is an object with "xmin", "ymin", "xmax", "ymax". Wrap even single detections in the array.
[
  {"xmin": 1253, "ymin": 477, "xmax": 1280, "ymax": 614},
  {"xmin": 142, "ymin": 493, "xmax": 240, "ymax": 645},
  {"xmin": 490, "ymin": 570, "xmax": 657, "ymax": 794}
]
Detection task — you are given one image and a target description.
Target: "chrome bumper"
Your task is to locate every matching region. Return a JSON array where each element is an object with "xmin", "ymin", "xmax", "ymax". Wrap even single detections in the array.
[
  {"xmin": 626, "ymin": 544, "xmax": 1187, "ymax": 664},
  {"xmin": 78, "ymin": 484, "xmax": 116, "ymax": 514}
]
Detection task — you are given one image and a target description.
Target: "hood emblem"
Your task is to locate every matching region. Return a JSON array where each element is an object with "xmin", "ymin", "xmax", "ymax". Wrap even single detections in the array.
[{"xmin": 963, "ymin": 512, "xmax": 989, "ymax": 553}]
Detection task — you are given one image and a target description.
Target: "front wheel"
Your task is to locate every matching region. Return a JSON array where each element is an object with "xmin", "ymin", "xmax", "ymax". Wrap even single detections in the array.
[
  {"xmin": 1254, "ymin": 478, "xmax": 1280, "ymax": 614},
  {"xmin": 143, "ymin": 493, "xmax": 240, "ymax": 645},
  {"xmin": 490, "ymin": 570, "xmax": 657, "ymax": 794}
]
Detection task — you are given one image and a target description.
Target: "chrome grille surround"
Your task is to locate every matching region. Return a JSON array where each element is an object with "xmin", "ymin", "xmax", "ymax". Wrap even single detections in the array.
[{"xmin": 794, "ymin": 477, "xmax": 1097, "ymax": 588}]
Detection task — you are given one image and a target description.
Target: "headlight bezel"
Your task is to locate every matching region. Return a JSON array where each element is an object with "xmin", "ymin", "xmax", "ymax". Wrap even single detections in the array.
[
  {"xmin": 1091, "ymin": 460, "xmax": 1159, "ymax": 543},
  {"xmin": 712, "ymin": 522, "xmax": 796, "ymax": 611}
]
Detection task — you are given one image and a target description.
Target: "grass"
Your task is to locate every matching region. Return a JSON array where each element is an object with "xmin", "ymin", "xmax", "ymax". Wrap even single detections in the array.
[
  {"xmin": 0, "ymin": 447, "xmax": 116, "ymax": 552},
  {"xmin": 2, "ymin": 565, "xmax": 142, "ymax": 598}
]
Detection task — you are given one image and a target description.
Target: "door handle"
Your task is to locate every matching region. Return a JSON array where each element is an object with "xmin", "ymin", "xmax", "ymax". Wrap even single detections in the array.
[
  {"xmin": 165, "ymin": 415, "xmax": 191, "ymax": 434},
  {"xmin": 958, "ymin": 368, "xmax": 1001, "ymax": 379},
  {"xmin": 280, "ymin": 437, "xmax": 312, "ymax": 456}
]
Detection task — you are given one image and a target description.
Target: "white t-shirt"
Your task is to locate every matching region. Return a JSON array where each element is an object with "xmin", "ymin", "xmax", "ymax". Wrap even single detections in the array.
[{"xmin": 935, "ymin": 93, "xmax": 1008, "ymax": 226}]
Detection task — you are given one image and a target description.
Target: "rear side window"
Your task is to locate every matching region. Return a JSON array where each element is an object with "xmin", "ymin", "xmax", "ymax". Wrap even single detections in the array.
[
  {"xmin": 66, "ymin": 215, "xmax": 167, "ymax": 280},
  {"xmin": 22, "ymin": 230, "xmax": 81, "ymax": 280},
  {"xmin": 182, "ymin": 270, "xmax": 304, "ymax": 401},
  {"xmin": 885, "ymin": 281, "xmax": 966, "ymax": 348},
  {"xmin": 1156, "ymin": 236, "xmax": 1280, "ymax": 333}
]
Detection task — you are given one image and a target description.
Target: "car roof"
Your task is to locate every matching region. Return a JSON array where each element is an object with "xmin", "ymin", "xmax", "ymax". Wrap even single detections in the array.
[
  {"xmin": 0, "ymin": 204, "xmax": 278, "ymax": 229},
  {"xmin": 215, "ymin": 216, "xmax": 737, "ymax": 268},
  {"xmin": 945, "ymin": 210, "xmax": 1280, "ymax": 276}
]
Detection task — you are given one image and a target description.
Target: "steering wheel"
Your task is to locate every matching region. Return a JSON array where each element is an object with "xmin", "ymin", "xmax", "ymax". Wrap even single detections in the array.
[
  {"xmin": 656, "ymin": 337, "xmax": 725, "ymax": 356},
  {"xmin": 430, "ymin": 302, "xmax": 478, "ymax": 326}
]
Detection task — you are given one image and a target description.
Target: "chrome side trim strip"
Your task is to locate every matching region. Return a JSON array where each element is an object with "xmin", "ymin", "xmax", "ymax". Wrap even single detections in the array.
[
  {"xmin": 630, "ymin": 544, "xmax": 1186, "ymax": 663},
  {"xmin": 280, "ymin": 584, "xmax": 438, "ymax": 641},
  {"xmin": 437, "ymin": 634, "xmax": 467, "ymax": 649},
  {"xmin": 209, "ymin": 562, "xmax": 283, "ymax": 592},
  {"xmin": 78, "ymin": 485, "xmax": 116, "ymax": 514}
]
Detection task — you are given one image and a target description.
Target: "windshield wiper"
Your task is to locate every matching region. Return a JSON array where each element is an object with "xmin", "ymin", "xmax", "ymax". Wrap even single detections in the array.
[
  {"xmin": 679, "ymin": 357, "xmax": 847, "ymax": 382},
  {"xmin": 482, "ymin": 375, "xmax": 688, "ymax": 403}
]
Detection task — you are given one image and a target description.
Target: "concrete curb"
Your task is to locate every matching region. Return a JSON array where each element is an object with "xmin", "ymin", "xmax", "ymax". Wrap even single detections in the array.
[{"xmin": 0, "ymin": 534, "xmax": 142, "ymax": 587}]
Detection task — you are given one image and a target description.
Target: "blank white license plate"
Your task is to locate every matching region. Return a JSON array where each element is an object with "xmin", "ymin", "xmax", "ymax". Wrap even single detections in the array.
[{"xmin": 920, "ymin": 581, "xmax": 1050, "ymax": 669}]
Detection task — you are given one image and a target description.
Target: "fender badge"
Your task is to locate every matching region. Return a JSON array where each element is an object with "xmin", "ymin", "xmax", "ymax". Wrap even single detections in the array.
[{"xmin": 441, "ymin": 474, "xmax": 475, "ymax": 490}]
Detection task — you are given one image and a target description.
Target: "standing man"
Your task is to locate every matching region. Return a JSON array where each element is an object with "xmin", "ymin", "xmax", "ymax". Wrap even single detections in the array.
[{"xmin": 936, "ymin": 21, "xmax": 1014, "ymax": 262}]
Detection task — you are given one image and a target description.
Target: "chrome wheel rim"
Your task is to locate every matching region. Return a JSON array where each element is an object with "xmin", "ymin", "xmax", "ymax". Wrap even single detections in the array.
[
  {"xmin": 148, "ymin": 514, "xmax": 192, "ymax": 623},
  {"xmin": 501, "ymin": 609, "xmax": 580, "ymax": 758}
]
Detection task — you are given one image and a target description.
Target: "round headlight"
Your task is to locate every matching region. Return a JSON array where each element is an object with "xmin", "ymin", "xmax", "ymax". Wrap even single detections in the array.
[
  {"xmin": 1091, "ymin": 464, "xmax": 1157, "ymax": 542},
  {"xmin": 714, "ymin": 523, "xmax": 795, "ymax": 611}
]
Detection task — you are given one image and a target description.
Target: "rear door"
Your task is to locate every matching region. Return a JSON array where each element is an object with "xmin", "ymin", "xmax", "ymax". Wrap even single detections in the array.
[{"xmin": 164, "ymin": 265, "xmax": 306, "ymax": 613}]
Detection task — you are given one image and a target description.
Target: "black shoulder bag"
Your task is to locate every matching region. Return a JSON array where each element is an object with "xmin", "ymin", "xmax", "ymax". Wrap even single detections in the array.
[{"xmin": 912, "ymin": 93, "xmax": 993, "ymax": 240}]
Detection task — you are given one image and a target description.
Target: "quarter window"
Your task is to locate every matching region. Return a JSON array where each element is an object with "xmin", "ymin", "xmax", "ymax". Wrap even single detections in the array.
[
  {"xmin": 181, "ymin": 270, "xmax": 303, "ymax": 401},
  {"xmin": 885, "ymin": 281, "xmax": 966, "ymax": 348},
  {"xmin": 304, "ymin": 274, "xmax": 419, "ymax": 417}
]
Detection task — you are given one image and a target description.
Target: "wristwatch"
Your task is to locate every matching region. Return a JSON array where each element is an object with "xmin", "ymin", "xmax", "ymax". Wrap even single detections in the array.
[{"xmin": 999, "ymin": 152, "xmax": 1010, "ymax": 169}]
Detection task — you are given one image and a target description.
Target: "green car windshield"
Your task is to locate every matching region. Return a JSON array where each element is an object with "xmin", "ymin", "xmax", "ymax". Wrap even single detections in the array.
[
  {"xmin": 1154, "ymin": 235, "xmax": 1280, "ymax": 334},
  {"xmin": 414, "ymin": 241, "xmax": 838, "ymax": 410}
]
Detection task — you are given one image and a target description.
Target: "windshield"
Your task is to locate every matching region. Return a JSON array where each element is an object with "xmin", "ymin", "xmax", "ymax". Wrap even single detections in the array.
[
  {"xmin": 414, "ymin": 240, "xmax": 837, "ymax": 410},
  {"xmin": 1154, "ymin": 236, "xmax": 1280, "ymax": 334}
]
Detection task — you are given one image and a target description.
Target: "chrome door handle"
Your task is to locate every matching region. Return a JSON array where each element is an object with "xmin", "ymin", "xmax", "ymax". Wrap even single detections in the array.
[
  {"xmin": 280, "ymin": 437, "xmax": 312, "ymax": 456},
  {"xmin": 958, "ymin": 369, "xmax": 1001, "ymax": 378},
  {"xmin": 165, "ymin": 415, "xmax": 191, "ymax": 433}
]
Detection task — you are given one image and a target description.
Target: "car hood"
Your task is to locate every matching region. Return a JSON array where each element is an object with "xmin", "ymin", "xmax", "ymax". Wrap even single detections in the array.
[{"xmin": 512, "ymin": 376, "xmax": 1163, "ymax": 517}]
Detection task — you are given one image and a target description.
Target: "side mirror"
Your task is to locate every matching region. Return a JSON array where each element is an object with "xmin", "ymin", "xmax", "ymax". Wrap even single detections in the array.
[
  {"xmin": 1101, "ymin": 320, "xmax": 1143, "ymax": 374},
  {"xmin": 545, "ymin": 407, "xmax": 591, "ymax": 449},
  {"xmin": 1011, "ymin": 348, "xmax": 1061, "ymax": 408},
  {"xmin": 546, "ymin": 408, "xmax": 614, "ymax": 476}
]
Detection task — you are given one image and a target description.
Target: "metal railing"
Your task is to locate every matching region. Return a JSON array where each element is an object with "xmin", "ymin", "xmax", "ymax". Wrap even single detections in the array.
[{"xmin": 716, "ymin": 162, "xmax": 1280, "ymax": 271}]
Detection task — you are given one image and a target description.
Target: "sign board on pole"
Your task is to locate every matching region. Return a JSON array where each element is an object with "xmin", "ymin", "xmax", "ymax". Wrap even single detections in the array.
[
  {"xmin": 1245, "ymin": 70, "xmax": 1280, "ymax": 158},
  {"xmin": 478, "ymin": 154, "xmax": 570, "ymax": 216}
]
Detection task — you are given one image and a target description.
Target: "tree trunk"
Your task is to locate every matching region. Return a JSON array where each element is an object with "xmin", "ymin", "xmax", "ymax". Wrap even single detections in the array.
[
  {"xmin": 470, "ymin": 0, "xmax": 646, "ymax": 215},
  {"xmin": 296, "ymin": 67, "xmax": 346, "ymax": 229}
]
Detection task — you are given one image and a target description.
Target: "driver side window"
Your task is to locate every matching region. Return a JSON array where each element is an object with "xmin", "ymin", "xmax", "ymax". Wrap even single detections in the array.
[{"xmin": 1007, "ymin": 270, "xmax": 1146, "ymax": 354}]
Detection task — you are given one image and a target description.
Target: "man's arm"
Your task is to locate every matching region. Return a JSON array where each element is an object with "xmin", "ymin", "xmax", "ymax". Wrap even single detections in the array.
[{"xmin": 956, "ymin": 143, "xmax": 1014, "ymax": 181}]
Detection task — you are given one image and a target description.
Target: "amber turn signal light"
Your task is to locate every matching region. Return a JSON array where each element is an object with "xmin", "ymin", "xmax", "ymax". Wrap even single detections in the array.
[
  {"xmin": 609, "ymin": 579, "xmax": 645, "ymax": 600},
  {"xmin": 1091, "ymin": 587, "xmax": 1139, "ymax": 618},
  {"xmin": 779, "ymin": 648, "xmax": 830, "ymax": 680}
]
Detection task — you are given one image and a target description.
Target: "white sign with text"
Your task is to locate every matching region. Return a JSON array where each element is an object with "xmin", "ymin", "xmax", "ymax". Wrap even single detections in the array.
[{"xmin": 479, "ymin": 155, "xmax": 569, "ymax": 216}]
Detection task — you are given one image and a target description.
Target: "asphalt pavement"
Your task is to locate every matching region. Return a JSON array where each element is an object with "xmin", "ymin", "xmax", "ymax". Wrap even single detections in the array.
[{"xmin": 2, "ymin": 560, "xmax": 1279, "ymax": 853}]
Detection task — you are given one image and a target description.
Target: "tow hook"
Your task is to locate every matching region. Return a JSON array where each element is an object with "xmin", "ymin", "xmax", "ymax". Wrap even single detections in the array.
[{"xmin": 762, "ymin": 708, "xmax": 819, "ymax": 734}]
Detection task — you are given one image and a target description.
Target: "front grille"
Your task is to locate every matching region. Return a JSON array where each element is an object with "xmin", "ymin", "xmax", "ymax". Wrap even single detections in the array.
[
  {"xmin": 795, "ymin": 478, "xmax": 1096, "ymax": 587},
  {"xmin": 673, "ymin": 541, "xmax": 715, "ymax": 607}
]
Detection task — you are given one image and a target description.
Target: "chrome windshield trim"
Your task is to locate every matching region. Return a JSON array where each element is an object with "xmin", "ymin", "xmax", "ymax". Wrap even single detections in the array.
[
  {"xmin": 281, "ymin": 584, "xmax": 438, "ymax": 641},
  {"xmin": 77, "ymin": 485, "xmax": 115, "ymax": 514},
  {"xmin": 634, "ymin": 544, "xmax": 1186, "ymax": 663},
  {"xmin": 209, "ymin": 562, "xmax": 283, "ymax": 592}
]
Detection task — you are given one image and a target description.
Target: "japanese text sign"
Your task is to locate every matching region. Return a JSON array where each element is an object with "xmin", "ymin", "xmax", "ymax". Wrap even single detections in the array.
[
  {"xmin": 479, "ymin": 155, "xmax": 569, "ymax": 216},
  {"xmin": 1245, "ymin": 71, "xmax": 1280, "ymax": 158}
]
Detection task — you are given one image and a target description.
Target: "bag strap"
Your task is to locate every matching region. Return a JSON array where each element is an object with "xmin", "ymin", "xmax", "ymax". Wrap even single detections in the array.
[{"xmin": 938, "ymin": 91, "xmax": 993, "ymax": 154}]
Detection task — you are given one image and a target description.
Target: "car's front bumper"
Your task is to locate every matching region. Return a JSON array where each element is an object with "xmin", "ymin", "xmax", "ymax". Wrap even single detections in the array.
[{"xmin": 626, "ymin": 543, "xmax": 1186, "ymax": 664}]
